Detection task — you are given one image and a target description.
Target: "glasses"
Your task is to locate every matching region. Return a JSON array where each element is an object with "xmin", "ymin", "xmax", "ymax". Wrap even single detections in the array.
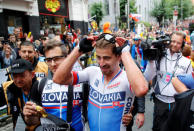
[
  {"xmin": 97, "ymin": 34, "xmax": 116, "ymax": 44},
  {"xmin": 45, "ymin": 55, "xmax": 66, "ymax": 64}
]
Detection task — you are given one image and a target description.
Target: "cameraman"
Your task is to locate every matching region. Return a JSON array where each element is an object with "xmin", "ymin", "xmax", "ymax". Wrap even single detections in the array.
[{"xmin": 144, "ymin": 31, "xmax": 193, "ymax": 131}]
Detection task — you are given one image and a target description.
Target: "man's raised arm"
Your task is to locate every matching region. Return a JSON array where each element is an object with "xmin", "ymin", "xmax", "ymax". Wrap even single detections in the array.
[
  {"xmin": 116, "ymin": 37, "xmax": 148, "ymax": 97},
  {"xmin": 53, "ymin": 37, "xmax": 95, "ymax": 85}
]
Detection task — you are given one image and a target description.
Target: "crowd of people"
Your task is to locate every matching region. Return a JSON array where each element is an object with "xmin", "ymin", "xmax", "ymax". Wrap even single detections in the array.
[{"xmin": 0, "ymin": 20, "xmax": 193, "ymax": 131}]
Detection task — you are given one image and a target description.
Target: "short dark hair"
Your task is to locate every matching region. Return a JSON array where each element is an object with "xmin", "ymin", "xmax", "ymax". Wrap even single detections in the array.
[
  {"xmin": 20, "ymin": 41, "xmax": 35, "ymax": 51},
  {"xmin": 95, "ymin": 36, "xmax": 118, "ymax": 56},
  {"xmin": 44, "ymin": 40, "xmax": 68, "ymax": 57}
]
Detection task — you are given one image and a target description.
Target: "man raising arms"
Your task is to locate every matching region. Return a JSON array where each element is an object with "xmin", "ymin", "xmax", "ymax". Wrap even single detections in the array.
[{"xmin": 53, "ymin": 34, "xmax": 148, "ymax": 130}]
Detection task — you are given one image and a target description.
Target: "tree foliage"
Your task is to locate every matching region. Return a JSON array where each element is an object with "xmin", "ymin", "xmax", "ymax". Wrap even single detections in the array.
[
  {"xmin": 150, "ymin": 0, "xmax": 166, "ymax": 25},
  {"xmin": 119, "ymin": 0, "xmax": 137, "ymax": 29},
  {"xmin": 120, "ymin": 0, "xmax": 137, "ymax": 16},
  {"xmin": 168, "ymin": 0, "xmax": 194, "ymax": 19},
  {"xmin": 90, "ymin": 2, "xmax": 104, "ymax": 27},
  {"xmin": 151, "ymin": 0, "xmax": 194, "ymax": 24}
]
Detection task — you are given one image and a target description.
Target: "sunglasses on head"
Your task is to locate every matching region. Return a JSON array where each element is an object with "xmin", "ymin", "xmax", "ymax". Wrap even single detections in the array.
[{"xmin": 97, "ymin": 33, "xmax": 116, "ymax": 44}]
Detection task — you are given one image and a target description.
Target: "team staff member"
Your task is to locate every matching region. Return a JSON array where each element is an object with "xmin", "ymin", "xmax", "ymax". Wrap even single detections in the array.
[
  {"xmin": 19, "ymin": 41, "xmax": 48, "ymax": 79},
  {"xmin": 144, "ymin": 31, "xmax": 193, "ymax": 131},
  {"xmin": 1, "ymin": 59, "xmax": 38, "ymax": 130},
  {"xmin": 53, "ymin": 34, "xmax": 148, "ymax": 131}
]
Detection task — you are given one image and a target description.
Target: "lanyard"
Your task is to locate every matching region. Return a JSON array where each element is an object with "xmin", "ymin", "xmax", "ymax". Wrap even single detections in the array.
[
  {"xmin": 22, "ymin": 92, "xmax": 29, "ymax": 103},
  {"xmin": 102, "ymin": 69, "xmax": 122, "ymax": 87},
  {"xmin": 159, "ymin": 54, "xmax": 181, "ymax": 94}
]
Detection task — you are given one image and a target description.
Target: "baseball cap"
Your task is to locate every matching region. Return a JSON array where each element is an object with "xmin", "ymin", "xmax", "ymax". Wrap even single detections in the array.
[{"xmin": 7, "ymin": 59, "xmax": 33, "ymax": 74}]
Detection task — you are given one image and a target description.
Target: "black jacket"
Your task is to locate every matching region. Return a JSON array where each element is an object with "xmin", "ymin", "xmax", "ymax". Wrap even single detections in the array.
[
  {"xmin": 161, "ymin": 89, "xmax": 194, "ymax": 131},
  {"xmin": 2, "ymin": 76, "xmax": 38, "ymax": 123}
]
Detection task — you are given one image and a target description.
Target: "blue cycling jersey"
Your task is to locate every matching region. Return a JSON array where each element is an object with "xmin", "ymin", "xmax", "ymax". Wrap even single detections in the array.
[
  {"xmin": 41, "ymin": 80, "xmax": 84, "ymax": 131},
  {"xmin": 72, "ymin": 66, "xmax": 135, "ymax": 131}
]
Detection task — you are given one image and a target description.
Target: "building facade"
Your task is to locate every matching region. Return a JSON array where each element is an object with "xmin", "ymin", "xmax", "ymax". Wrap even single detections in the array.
[
  {"xmin": 0, "ymin": 0, "xmax": 88, "ymax": 40},
  {"xmin": 135, "ymin": 0, "xmax": 160, "ymax": 23},
  {"xmin": 0, "ymin": 0, "xmax": 40, "ymax": 39},
  {"xmin": 88, "ymin": 0, "xmax": 120, "ymax": 29}
]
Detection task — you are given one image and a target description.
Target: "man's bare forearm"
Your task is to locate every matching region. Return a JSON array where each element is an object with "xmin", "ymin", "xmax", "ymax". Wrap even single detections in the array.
[{"xmin": 121, "ymin": 52, "xmax": 148, "ymax": 97}]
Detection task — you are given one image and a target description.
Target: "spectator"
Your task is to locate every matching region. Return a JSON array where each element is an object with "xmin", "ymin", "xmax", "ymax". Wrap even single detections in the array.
[
  {"xmin": 1, "ymin": 43, "xmax": 17, "ymax": 68},
  {"xmin": 131, "ymin": 34, "xmax": 147, "ymax": 72},
  {"xmin": 182, "ymin": 44, "xmax": 192, "ymax": 58},
  {"xmin": 1, "ymin": 59, "xmax": 38, "ymax": 130},
  {"xmin": 19, "ymin": 41, "xmax": 48, "ymax": 79}
]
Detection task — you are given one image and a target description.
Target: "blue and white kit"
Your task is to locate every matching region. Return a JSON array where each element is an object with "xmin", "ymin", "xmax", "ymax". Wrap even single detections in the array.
[
  {"xmin": 31, "ymin": 62, "xmax": 84, "ymax": 131},
  {"xmin": 41, "ymin": 80, "xmax": 84, "ymax": 131},
  {"xmin": 72, "ymin": 66, "xmax": 135, "ymax": 131}
]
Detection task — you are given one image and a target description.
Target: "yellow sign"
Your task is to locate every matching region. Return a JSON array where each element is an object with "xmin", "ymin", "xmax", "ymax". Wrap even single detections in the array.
[
  {"xmin": 91, "ymin": 21, "xmax": 98, "ymax": 30},
  {"xmin": 45, "ymin": 0, "xmax": 61, "ymax": 13}
]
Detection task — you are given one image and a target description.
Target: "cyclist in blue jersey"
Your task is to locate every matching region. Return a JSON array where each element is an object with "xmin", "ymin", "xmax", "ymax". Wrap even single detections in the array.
[
  {"xmin": 23, "ymin": 40, "xmax": 84, "ymax": 131},
  {"xmin": 53, "ymin": 34, "xmax": 148, "ymax": 131}
]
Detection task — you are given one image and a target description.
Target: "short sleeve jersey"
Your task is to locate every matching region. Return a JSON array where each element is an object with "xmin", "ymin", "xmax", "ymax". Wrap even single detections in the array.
[{"xmin": 72, "ymin": 66, "xmax": 135, "ymax": 131}]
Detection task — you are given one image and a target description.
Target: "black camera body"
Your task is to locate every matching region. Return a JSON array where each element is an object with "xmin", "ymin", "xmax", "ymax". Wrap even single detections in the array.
[{"xmin": 141, "ymin": 35, "xmax": 171, "ymax": 61}]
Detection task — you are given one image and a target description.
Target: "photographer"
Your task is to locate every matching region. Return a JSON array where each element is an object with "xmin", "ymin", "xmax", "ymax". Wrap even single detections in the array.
[{"xmin": 144, "ymin": 31, "xmax": 193, "ymax": 131}]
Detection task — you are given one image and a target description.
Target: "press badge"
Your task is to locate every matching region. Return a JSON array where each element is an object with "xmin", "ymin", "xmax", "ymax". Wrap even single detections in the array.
[{"xmin": 162, "ymin": 72, "xmax": 172, "ymax": 84}]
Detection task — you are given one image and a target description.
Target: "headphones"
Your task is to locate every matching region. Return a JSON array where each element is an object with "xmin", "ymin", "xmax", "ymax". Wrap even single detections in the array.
[{"xmin": 170, "ymin": 31, "xmax": 186, "ymax": 49}]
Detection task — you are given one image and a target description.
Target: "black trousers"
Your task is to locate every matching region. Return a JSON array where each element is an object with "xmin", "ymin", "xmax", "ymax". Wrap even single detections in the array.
[{"xmin": 153, "ymin": 97, "xmax": 175, "ymax": 131}]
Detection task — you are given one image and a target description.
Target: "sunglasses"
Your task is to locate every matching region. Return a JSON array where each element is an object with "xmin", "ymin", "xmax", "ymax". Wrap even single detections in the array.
[
  {"xmin": 97, "ymin": 34, "xmax": 116, "ymax": 44},
  {"xmin": 45, "ymin": 55, "xmax": 66, "ymax": 64}
]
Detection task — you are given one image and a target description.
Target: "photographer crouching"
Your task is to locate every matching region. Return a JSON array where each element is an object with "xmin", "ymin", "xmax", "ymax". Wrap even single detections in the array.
[{"xmin": 144, "ymin": 31, "xmax": 193, "ymax": 131}]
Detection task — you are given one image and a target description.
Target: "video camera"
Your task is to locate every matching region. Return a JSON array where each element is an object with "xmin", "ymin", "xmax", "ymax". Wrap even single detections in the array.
[{"xmin": 141, "ymin": 35, "xmax": 171, "ymax": 61}]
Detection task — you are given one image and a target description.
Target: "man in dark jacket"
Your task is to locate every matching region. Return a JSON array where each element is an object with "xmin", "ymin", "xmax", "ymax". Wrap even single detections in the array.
[{"xmin": 1, "ymin": 59, "xmax": 38, "ymax": 130}]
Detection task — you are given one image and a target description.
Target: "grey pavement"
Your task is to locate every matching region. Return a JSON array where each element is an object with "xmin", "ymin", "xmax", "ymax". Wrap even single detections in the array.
[{"xmin": 132, "ymin": 92, "xmax": 154, "ymax": 131}]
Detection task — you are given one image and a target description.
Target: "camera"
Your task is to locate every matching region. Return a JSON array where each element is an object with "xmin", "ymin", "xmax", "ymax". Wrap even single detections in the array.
[{"xmin": 141, "ymin": 35, "xmax": 171, "ymax": 61}]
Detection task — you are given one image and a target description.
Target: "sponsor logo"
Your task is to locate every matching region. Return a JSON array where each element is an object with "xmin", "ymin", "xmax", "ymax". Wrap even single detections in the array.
[
  {"xmin": 107, "ymin": 82, "xmax": 120, "ymax": 89},
  {"xmin": 36, "ymin": 72, "xmax": 45, "ymax": 78},
  {"xmin": 177, "ymin": 65, "xmax": 187, "ymax": 71},
  {"xmin": 124, "ymin": 97, "xmax": 133, "ymax": 114},
  {"xmin": 89, "ymin": 88, "xmax": 125, "ymax": 103}
]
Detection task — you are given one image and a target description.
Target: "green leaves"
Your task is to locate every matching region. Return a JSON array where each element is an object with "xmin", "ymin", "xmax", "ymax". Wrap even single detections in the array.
[
  {"xmin": 90, "ymin": 2, "xmax": 104, "ymax": 26},
  {"xmin": 151, "ymin": 0, "xmax": 194, "ymax": 24}
]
